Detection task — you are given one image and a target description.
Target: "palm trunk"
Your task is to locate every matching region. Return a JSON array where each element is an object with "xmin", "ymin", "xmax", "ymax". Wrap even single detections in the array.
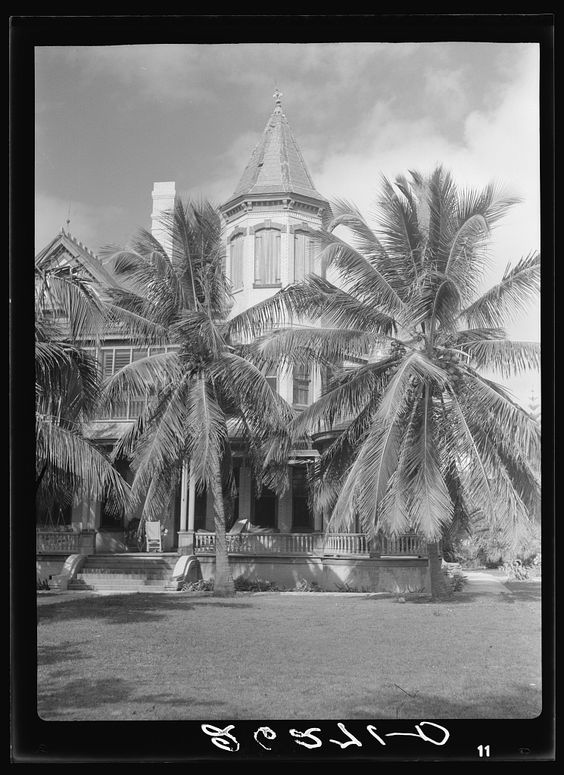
[
  {"xmin": 211, "ymin": 460, "xmax": 235, "ymax": 597},
  {"xmin": 428, "ymin": 541, "xmax": 450, "ymax": 600}
]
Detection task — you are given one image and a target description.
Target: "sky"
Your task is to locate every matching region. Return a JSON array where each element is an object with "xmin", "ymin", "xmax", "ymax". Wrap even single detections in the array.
[{"xmin": 35, "ymin": 41, "xmax": 541, "ymax": 407}]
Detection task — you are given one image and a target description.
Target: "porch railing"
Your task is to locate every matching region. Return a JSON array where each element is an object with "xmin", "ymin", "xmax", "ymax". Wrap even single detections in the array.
[
  {"xmin": 36, "ymin": 530, "xmax": 81, "ymax": 554},
  {"xmin": 193, "ymin": 532, "xmax": 427, "ymax": 558},
  {"xmin": 323, "ymin": 533, "xmax": 368, "ymax": 555},
  {"xmin": 379, "ymin": 534, "xmax": 427, "ymax": 556}
]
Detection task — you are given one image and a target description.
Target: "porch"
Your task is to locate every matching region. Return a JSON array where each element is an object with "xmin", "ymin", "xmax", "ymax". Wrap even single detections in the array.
[
  {"xmin": 36, "ymin": 528, "xmax": 431, "ymax": 593},
  {"xmin": 36, "ymin": 527, "xmax": 427, "ymax": 559},
  {"xmin": 188, "ymin": 531, "xmax": 427, "ymax": 558}
]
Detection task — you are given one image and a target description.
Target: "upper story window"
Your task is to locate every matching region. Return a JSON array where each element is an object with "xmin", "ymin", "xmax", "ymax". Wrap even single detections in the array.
[
  {"xmin": 263, "ymin": 365, "xmax": 278, "ymax": 394},
  {"xmin": 254, "ymin": 228, "xmax": 281, "ymax": 287},
  {"xmin": 89, "ymin": 345, "xmax": 179, "ymax": 420},
  {"xmin": 293, "ymin": 363, "xmax": 311, "ymax": 407},
  {"xmin": 230, "ymin": 233, "xmax": 244, "ymax": 291},
  {"xmin": 293, "ymin": 230, "xmax": 316, "ymax": 282}
]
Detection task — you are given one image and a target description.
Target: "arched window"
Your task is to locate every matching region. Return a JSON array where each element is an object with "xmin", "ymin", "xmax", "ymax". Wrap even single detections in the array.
[
  {"xmin": 254, "ymin": 228, "xmax": 281, "ymax": 286},
  {"xmin": 230, "ymin": 233, "xmax": 244, "ymax": 291},
  {"xmin": 293, "ymin": 230, "xmax": 316, "ymax": 282}
]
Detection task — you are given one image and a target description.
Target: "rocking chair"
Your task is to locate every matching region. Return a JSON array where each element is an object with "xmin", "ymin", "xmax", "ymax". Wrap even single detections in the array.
[{"xmin": 145, "ymin": 521, "xmax": 162, "ymax": 553}]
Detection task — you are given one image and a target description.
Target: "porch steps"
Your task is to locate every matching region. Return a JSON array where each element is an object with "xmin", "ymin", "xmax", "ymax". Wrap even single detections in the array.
[{"xmin": 68, "ymin": 554, "xmax": 179, "ymax": 592}]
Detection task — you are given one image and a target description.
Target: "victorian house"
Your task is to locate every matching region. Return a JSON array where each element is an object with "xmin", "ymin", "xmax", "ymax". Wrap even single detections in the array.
[{"xmin": 36, "ymin": 94, "xmax": 429, "ymax": 592}]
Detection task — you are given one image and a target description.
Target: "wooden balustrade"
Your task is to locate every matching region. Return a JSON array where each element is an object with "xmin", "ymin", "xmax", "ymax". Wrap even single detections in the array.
[
  {"xmin": 36, "ymin": 530, "xmax": 81, "ymax": 554},
  {"xmin": 194, "ymin": 531, "xmax": 426, "ymax": 558},
  {"xmin": 379, "ymin": 534, "xmax": 426, "ymax": 556},
  {"xmin": 323, "ymin": 533, "xmax": 368, "ymax": 555}
]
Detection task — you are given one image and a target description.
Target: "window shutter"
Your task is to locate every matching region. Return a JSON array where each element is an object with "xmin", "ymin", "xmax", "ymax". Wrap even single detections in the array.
[
  {"xmin": 231, "ymin": 234, "xmax": 244, "ymax": 290},
  {"xmin": 101, "ymin": 349, "xmax": 114, "ymax": 379},
  {"xmin": 255, "ymin": 229, "xmax": 280, "ymax": 285},
  {"xmin": 254, "ymin": 233, "xmax": 263, "ymax": 283},
  {"xmin": 114, "ymin": 349, "xmax": 132, "ymax": 372}
]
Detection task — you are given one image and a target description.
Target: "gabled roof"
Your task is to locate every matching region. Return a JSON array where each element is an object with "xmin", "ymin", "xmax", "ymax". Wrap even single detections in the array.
[
  {"xmin": 35, "ymin": 228, "xmax": 117, "ymax": 288},
  {"xmin": 224, "ymin": 95, "xmax": 327, "ymax": 207}
]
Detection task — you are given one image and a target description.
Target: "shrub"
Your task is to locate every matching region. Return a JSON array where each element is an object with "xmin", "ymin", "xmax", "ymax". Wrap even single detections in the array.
[
  {"xmin": 334, "ymin": 581, "xmax": 372, "ymax": 593},
  {"xmin": 182, "ymin": 578, "xmax": 214, "ymax": 592},
  {"xmin": 234, "ymin": 576, "xmax": 280, "ymax": 592},
  {"xmin": 443, "ymin": 567, "xmax": 468, "ymax": 592},
  {"xmin": 502, "ymin": 556, "xmax": 541, "ymax": 580},
  {"xmin": 293, "ymin": 578, "xmax": 324, "ymax": 592},
  {"xmin": 36, "ymin": 578, "xmax": 50, "ymax": 591}
]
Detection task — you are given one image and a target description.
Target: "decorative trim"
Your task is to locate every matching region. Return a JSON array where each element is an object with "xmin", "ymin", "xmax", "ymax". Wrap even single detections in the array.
[
  {"xmin": 250, "ymin": 221, "xmax": 287, "ymax": 234},
  {"xmin": 289, "ymin": 222, "xmax": 318, "ymax": 235},
  {"xmin": 228, "ymin": 227, "xmax": 247, "ymax": 240}
]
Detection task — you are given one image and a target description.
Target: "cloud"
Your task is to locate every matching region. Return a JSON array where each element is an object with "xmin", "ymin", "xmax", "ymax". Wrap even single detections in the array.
[
  {"xmin": 35, "ymin": 191, "xmax": 127, "ymax": 254},
  {"xmin": 424, "ymin": 68, "xmax": 468, "ymax": 122},
  {"xmin": 315, "ymin": 45, "xmax": 539, "ymax": 280}
]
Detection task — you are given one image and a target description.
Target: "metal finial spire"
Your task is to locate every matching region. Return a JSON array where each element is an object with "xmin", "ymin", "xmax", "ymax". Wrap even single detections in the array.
[{"xmin": 273, "ymin": 87, "xmax": 283, "ymax": 106}]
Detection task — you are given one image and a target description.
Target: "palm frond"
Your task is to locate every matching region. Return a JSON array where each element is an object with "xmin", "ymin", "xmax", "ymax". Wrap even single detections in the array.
[
  {"xmin": 127, "ymin": 374, "xmax": 194, "ymax": 511},
  {"xmin": 36, "ymin": 415, "xmax": 131, "ymax": 514},
  {"xmin": 35, "ymin": 268, "xmax": 107, "ymax": 342},
  {"xmin": 457, "ymin": 370, "xmax": 541, "ymax": 461},
  {"xmin": 460, "ymin": 338, "xmax": 540, "ymax": 378},
  {"xmin": 459, "ymin": 252, "xmax": 540, "ymax": 329},
  {"xmin": 326, "ymin": 198, "xmax": 389, "ymax": 264},
  {"xmin": 245, "ymin": 326, "xmax": 383, "ymax": 372},
  {"xmin": 402, "ymin": 387, "xmax": 454, "ymax": 539},
  {"xmin": 317, "ymin": 233, "xmax": 407, "ymax": 316},
  {"xmin": 290, "ymin": 358, "xmax": 393, "ymax": 441},
  {"xmin": 184, "ymin": 376, "xmax": 229, "ymax": 488}
]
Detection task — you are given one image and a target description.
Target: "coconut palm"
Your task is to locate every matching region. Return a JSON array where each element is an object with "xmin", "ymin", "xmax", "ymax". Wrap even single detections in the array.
[
  {"xmin": 35, "ymin": 252, "xmax": 130, "ymax": 523},
  {"xmin": 101, "ymin": 198, "xmax": 295, "ymax": 596},
  {"xmin": 228, "ymin": 167, "xmax": 541, "ymax": 598}
]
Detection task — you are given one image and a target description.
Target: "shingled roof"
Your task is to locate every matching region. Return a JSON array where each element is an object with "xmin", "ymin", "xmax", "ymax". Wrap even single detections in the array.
[{"xmin": 226, "ymin": 93, "xmax": 327, "ymax": 205}]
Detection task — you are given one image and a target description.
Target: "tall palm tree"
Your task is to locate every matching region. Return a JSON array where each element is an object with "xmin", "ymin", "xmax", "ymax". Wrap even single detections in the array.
[
  {"xmin": 35, "ymin": 252, "xmax": 130, "ymax": 523},
  {"xmin": 101, "ymin": 198, "xmax": 294, "ymax": 596},
  {"xmin": 228, "ymin": 167, "xmax": 541, "ymax": 598}
]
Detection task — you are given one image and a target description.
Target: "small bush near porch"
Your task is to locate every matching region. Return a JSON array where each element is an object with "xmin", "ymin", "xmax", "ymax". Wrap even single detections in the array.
[{"xmin": 37, "ymin": 590, "xmax": 541, "ymax": 721}]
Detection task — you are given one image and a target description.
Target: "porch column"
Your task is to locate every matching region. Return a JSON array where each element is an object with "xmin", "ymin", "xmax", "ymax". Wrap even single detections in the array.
[
  {"xmin": 178, "ymin": 459, "xmax": 196, "ymax": 554},
  {"xmin": 188, "ymin": 467, "xmax": 196, "ymax": 531},
  {"xmin": 277, "ymin": 467, "xmax": 293, "ymax": 533},
  {"xmin": 179, "ymin": 459, "xmax": 189, "ymax": 531}
]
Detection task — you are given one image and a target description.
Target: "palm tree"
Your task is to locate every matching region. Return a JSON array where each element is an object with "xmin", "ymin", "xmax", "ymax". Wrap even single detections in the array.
[
  {"xmin": 35, "ymin": 251, "xmax": 130, "ymax": 524},
  {"xmin": 101, "ymin": 198, "xmax": 294, "ymax": 596},
  {"xmin": 228, "ymin": 167, "xmax": 541, "ymax": 598}
]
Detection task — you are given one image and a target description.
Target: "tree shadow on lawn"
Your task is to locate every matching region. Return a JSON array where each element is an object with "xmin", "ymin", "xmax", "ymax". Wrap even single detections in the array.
[
  {"xmin": 344, "ymin": 681, "xmax": 542, "ymax": 719},
  {"xmin": 38, "ymin": 676, "xmax": 225, "ymax": 720},
  {"xmin": 38, "ymin": 639, "xmax": 90, "ymax": 667},
  {"xmin": 37, "ymin": 593, "xmax": 253, "ymax": 625},
  {"xmin": 402, "ymin": 591, "xmax": 533, "ymax": 605},
  {"xmin": 502, "ymin": 582, "xmax": 542, "ymax": 602}
]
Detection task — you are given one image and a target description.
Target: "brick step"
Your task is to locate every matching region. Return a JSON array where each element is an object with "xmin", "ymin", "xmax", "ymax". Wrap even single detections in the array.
[
  {"xmin": 76, "ymin": 572, "xmax": 171, "ymax": 581},
  {"xmin": 78, "ymin": 566, "xmax": 172, "ymax": 574},
  {"xmin": 86, "ymin": 557, "xmax": 178, "ymax": 568},
  {"xmin": 84, "ymin": 562, "xmax": 177, "ymax": 570},
  {"xmin": 69, "ymin": 579, "xmax": 170, "ymax": 590}
]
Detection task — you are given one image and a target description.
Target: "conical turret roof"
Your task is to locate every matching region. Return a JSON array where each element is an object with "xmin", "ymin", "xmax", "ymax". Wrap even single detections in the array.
[{"xmin": 226, "ymin": 92, "xmax": 327, "ymax": 204}]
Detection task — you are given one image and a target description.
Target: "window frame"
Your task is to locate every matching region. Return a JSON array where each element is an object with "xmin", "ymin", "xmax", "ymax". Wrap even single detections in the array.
[{"xmin": 253, "ymin": 227, "xmax": 282, "ymax": 288}]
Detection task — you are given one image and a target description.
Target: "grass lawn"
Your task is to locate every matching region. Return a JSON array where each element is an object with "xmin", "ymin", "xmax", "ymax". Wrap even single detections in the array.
[{"xmin": 37, "ymin": 587, "xmax": 541, "ymax": 721}]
